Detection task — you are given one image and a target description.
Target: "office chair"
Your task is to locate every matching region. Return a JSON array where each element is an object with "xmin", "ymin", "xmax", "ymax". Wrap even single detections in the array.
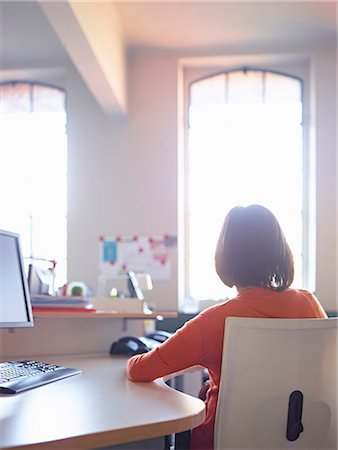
[{"xmin": 214, "ymin": 317, "xmax": 337, "ymax": 450}]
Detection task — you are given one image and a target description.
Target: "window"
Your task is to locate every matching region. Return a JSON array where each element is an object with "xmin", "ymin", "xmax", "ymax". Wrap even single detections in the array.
[
  {"xmin": 0, "ymin": 82, "xmax": 67, "ymax": 290},
  {"xmin": 184, "ymin": 69, "xmax": 305, "ymax": 301}
]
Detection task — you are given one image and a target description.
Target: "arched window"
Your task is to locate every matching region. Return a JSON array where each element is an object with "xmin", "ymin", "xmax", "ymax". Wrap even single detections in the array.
[
  {"xmin": 185, "ymin": 69, "xmax": 305, "ymax": 301},
  {"xmin": 0, "ymin": 82, "xmax": 67, "ymax": 290}
]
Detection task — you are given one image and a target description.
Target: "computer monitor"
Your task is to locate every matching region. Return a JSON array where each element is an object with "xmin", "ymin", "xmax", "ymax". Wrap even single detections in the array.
[
  {"xmin": 127, "ymin": 271, "xmax": 144, "ymax": 300},
  {"xmin": 0, "ymin": 229, "xmax": 34, "ymax": 328},
  {"xmin": 27, "ymin": 263, "xmax": 50, "ymax": 296}
]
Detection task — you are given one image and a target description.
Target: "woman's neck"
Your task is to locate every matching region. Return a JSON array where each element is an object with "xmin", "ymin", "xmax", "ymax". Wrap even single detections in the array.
[{"xmin": 237, "ymin": 285, "xmax": 258, "ymax": 293}]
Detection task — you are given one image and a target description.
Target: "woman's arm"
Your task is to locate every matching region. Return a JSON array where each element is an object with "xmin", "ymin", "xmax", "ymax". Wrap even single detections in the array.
[{"xmin": 127, "ymin": 317, "xmax": 204, "ymax": 382}]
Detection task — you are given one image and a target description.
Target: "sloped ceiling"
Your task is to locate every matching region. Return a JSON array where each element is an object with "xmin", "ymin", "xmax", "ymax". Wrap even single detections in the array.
[{"xmin": 1, "ymin": 1, "xmax": 337, "ymax": 119}]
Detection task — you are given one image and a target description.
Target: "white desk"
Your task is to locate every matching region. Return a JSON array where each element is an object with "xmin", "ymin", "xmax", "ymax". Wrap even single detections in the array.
[{"xmin": 0, "ymin": 354, "xmax": 205, "ymax": 450}]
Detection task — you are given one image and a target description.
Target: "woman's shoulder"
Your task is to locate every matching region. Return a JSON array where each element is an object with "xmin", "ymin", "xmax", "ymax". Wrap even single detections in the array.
[
  {"xmin": 284, "ymin": 288, "xmax": 317, "ymax": 299},
  {"xmin": 199, "ymin": 298, "xmax": 237, "ymax": 313},
  {"xmin": 196, "ymin": 298, "xmax": 245, "ymax": 322},
  {"xmin": 283, "ymin": 288, "xmax": 327, "ymax": 317},
  {"xmin": 266, "ymin": 287, "xmax": 321, "ymax": 305}
]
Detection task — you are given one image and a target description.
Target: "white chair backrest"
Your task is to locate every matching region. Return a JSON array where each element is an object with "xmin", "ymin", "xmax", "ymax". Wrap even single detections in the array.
[{"xmin": 214, "ymin": 317, "xmax": 337, "ymax": 450}]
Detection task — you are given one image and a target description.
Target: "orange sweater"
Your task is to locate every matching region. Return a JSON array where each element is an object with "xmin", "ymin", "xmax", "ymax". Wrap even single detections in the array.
[{"xmin": 127, "ymin": 288, "xmax": 327, "ymax": 450}]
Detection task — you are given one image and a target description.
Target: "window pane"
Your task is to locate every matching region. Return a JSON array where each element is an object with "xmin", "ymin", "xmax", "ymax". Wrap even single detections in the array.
[
  {"xmin": 265, "ymin": 72, "xmax": 302, "ymax": 104},
  {"xmin": 0, "ymin": 83, "xmax": 67, "ymax": 290},
  {"xmin": 190, "ymin": 73, "xmax": 226, "ymax": 107},
  {"xmin": 0, "ymin": 83, "xmax": 31, "ymax": 112},
  {"xmin": 227, "ymin": 70, "xmax": 263, "ymax": 103},
  {"xmin": 187, "ymin": 70, "xmax": 303, "ymax": 301}
]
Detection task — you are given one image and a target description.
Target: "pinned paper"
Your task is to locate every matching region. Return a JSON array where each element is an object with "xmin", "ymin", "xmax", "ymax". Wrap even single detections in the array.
[{"xmin": 99, "ymin": 235, "xmax": 177, "ymax": 280}]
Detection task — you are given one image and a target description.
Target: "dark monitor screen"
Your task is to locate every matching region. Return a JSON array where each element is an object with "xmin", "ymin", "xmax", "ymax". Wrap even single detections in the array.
[
  {"xmin": 0, "ymin": 229, "xmax": 34, "ymax": 328},
  {"xmin": 127, "ymin": 271, "xmax": 144, "ymax": 300},
  {"xmin": 28, "ymin": 263, "xmax": 50, "ymax": 296}
]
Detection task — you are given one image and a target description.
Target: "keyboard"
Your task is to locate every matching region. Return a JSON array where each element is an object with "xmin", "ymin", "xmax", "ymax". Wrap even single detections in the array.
[{"xmin": 0, "ymin": 360, "xmax": 81, "ymax": 394}]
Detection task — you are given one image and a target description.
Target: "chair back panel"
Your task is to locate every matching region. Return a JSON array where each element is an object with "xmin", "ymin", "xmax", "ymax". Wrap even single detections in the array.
[{"xmin": 214, "ymin": 317, "xmax": 337, "ymax": 449}]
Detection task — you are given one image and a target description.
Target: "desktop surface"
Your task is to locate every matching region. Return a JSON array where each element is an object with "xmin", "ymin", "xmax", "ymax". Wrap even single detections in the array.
[{"xmin": 0, "ymin": 354, "xmax": 205, "ymax": 450}]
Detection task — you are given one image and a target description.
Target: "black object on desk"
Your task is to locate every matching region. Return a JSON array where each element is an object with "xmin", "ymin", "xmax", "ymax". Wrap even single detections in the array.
[
  {"xmin": 146, "ymin": 330, "xmax": 173, "ymax": 343},
  {"xmin": 110, "ymin": 330, "xmax": 173, "ymax": 356},
  {"xmin": 110, "ymin": 336, "xmax": 160, "ymax": 356}
]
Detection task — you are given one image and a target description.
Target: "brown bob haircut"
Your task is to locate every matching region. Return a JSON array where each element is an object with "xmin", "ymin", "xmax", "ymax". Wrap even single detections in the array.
[{"xmin": 215, "ymin": 205, "xmax": 294, "ymax": 291}]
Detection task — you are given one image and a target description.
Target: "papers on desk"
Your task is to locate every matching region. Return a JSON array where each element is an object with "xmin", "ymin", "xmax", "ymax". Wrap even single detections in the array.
[{"xmin": 31, "ymin": 295, "xmax": 95, "ymax": 311}]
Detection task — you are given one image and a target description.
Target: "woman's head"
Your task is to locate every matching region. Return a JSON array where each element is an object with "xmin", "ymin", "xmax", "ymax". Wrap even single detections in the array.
[{"xmin": 215, "ymin": 205, "xmax": 294, "ymax": 291}]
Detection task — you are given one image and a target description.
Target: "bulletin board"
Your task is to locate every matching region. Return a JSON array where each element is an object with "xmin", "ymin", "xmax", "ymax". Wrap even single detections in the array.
[{"xmin": 98, "ymin": 234, "xmax": 177, "ymax": 280}]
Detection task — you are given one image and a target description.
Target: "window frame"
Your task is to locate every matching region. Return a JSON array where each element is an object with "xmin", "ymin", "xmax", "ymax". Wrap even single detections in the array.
[
  {"xmin": 179, "ymin": 61, "xmax": 314, "ymax": 308},
  {"xmin": 0, "ymin": 79, "xmax": 68, "ymax": 289}
]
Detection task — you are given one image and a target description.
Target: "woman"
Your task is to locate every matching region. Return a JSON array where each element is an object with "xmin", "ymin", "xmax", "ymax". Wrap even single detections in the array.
[{"xmin": 127, "ymin": 205, "xmax": 327, "ymax": 450}]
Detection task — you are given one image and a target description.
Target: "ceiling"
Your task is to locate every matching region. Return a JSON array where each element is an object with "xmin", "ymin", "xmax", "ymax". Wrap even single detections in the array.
[
  {"xmin": 1, "ymin": 1, "xmax": 336, "ymax": 118},
  {"xmin": 1, "ymin": 1, "xmax": 337, "ymax": 68},
  {"xmin": 114, "ymin": 2, "xmax": 337, "ymax": 52}
]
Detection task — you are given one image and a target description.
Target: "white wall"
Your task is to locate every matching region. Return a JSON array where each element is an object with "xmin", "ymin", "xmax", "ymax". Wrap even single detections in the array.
[
  {"xmin": 1, "ymin": 4, "xmax": 337, "ymax": 314},
  {"xmin": 64, "ymin": 47, "xmax": 336, "ymax": 313},
  {"xmin": 66, "ymin": 55, "xmax": 179, "ymax": 311},
  {"xmin": 0, "ymin": 317, "xmax": 145, "ymax": 358},
  {"xmin": 311, "ymin": 48, "xmax": 337, "ymax": 312}
]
